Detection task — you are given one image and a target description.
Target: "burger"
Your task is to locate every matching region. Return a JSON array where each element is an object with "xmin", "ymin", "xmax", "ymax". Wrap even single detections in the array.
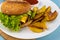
[{"xmin": 0, "ymin": 0, "xmax": 32, "ymax": 31}]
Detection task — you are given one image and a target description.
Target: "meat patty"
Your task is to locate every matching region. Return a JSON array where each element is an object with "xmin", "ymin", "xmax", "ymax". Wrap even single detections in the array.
[{"xmin": 1, "ymin": 1, "xmax": 31, "ymax": 15}]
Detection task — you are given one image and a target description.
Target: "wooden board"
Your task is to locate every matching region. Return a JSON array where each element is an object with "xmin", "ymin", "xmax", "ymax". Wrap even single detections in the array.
[{"xmin": 0, "ymin": 30, "xmax": 35, "ymax": 40}]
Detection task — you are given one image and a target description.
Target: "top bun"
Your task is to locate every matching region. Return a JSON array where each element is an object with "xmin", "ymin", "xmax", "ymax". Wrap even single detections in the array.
[{"xmin": 1, "ymin": 1, "xmax": 31, "ymax": 15}]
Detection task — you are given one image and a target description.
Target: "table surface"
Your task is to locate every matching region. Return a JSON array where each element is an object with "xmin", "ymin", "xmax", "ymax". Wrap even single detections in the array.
[{"xmin": 0, "ymin": 0, "xmax": 60, "ymax": 40}]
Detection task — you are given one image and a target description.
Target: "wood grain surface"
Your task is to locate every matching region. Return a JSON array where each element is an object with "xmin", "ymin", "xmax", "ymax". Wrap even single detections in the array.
[{"xmin": 0, "ymin": 30, "xmax": 35, "ymax": 40}]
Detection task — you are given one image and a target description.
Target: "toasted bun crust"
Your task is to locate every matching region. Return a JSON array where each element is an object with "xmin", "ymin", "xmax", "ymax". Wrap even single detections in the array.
[
  {"xmin": 6, "ymin": 0, "xmax": 23, "ymax": 1},
  {"xmin": 1, "ymin": 1, "xmax": 31, "ymax": 15}
]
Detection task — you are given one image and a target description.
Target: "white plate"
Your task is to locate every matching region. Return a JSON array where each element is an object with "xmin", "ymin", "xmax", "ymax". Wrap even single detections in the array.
[{"xmin": 0, "ymin": 0, "xmax": 60, "ymax": 39}]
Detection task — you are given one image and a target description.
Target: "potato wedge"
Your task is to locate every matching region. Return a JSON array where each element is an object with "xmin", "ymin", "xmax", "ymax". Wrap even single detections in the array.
[
  {"xmin": 29, "ymin": 25, "xmax": 43, "ymax": 33},
  {"xmin": 32, "ymin": 22, "xmax": 47, "ymax": 29},
  {"xmin": 33, "ymin": 7, "xmax": 38, "ymax": 12},
  {"xmin": 45, "ymin": 6, "xmax": 51, "ymax": 21},
  {"xmin": 34, "ymin": 13, "xmax": 44, "ymax": 20},
  {"xmin": 45, "ymin": 6, "xmax": 51, "ymax": 14},
  {"xmin": 37, "ymin": 6, "xmax": 46, "ymax": 14},
  {"xmin": 41, "ymin": 17, "xmax": 47, "ymax": 22},
  {"xmin": 33, "ymin": 16, "xmax": 44, "ymax": 23},
  {"xmin": 48, "ymin": 11, "xmax": 58, "ymax": 21},
  {"xmin": 21, "ymin": 20, "xmax": 33, "ymax": 28}
]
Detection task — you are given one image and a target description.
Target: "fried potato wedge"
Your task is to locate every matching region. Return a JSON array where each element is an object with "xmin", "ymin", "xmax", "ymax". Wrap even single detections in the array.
[
  {"xmin": 44, "ymin": 6, "xmax": 58, "ymax": 21},
  {"xmin": 33, "ymin": 7, "xmax": 38, "ymax": 12},
  {"xmin": 34, "ymin": 13, "xmax": 44, "ymax": 20},
  {"xmin": 29, "ymin": 25, "xmax": 43, "ymax": 33},
  {"xmin": 37, "ymin": 6, "xmax": 46, "ymax": 14},
  {"xmin": 48, "ymin": 11, "xmax": 58, "ymax": 21},
  {"xmin": 45, "ymin": 6, "xmax": 51, "ymax": 21},
  {"xmin": 33, "ymin": 16, "xmax": 44, "ymax": 23},
  {"xmin": 21, "ymin": 20, "xmax": 33, "ymax": 28},
  {"xmin": 41, "ymin": 18, "xmax": 47, "ymax": 22},
  {"xmin": 32, "ymin": 22, "xmax": 47, "ymax": 29},
  {"xmin": 45, "ymin": 6, "xmax": 51, "ymax": 14}
]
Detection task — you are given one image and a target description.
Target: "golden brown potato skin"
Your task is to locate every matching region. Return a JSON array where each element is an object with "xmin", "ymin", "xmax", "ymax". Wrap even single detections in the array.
[{"xmin": 1, "ymin": 1, "xmax": 31, "ymax": 15}]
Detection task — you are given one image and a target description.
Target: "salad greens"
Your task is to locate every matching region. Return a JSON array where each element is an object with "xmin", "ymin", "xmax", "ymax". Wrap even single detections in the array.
[
  {"xmin": 0, "ymin": 12, "xmax": 22, "ymax": 31},
  {"xmin": 27, "ymin": 10, "xmax": 36, "ymax": 19},
  {"xmin": 0, "ymin": 10, "xmax": 36, "ymax": 31}
]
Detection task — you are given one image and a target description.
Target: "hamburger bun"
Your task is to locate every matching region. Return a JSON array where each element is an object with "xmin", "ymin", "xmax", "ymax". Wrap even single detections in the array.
[{"xmin": 1, "ymin": 1, "xmax": 31, "ymax": 15}]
